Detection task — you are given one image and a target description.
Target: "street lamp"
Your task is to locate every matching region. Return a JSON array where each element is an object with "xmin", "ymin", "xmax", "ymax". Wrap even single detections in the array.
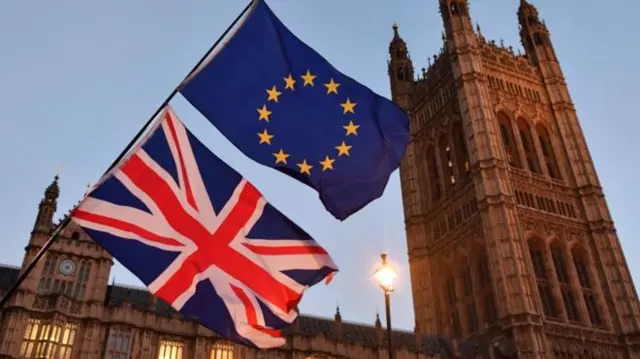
[{"xmin": 374, "ymin": 253, "xmax": 396, "ymax": 359}]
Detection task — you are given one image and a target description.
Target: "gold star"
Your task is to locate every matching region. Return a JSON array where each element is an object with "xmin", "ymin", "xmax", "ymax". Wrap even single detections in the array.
[
  {"xmin": 319, "ymin": 156, "xmax": 335, "ymax": 171},
  {"xmin": 297, "ymin": 159, "xmax": 313, "ymax": 175},
  {"xmin": 257, "ymin": 105, "xmax": 272, "ymax": 122},
  {"xmin": 324, "ymin": 78, "xmax": 340, "ymax": 95},
  {"xmin": 257, "ymin": 129, "xmax": 274, "ymax": 145},
  {"xmin": 266, "ymin": 86, "xmax": 282, "ymax": 102},
  {"xmin": 343, "ymin": 121, "xmax": 360, "ymax": 136},
  {"xmin": 273, "ymin": 149, "xmax": 290, "ymax": 164},
  {"xmin": 340, "ymin": 98, "xmax": 357, "ymax": 114},
  {"xmin": 301, "ymin": 70, "xmax": 316, "ymax": 87},
  {"xmin": 284, "ymin": 74, "xmax": 296, "ymax": 91},
  {"xmin": 335, "ymin": 141, "xmax": 352, "ymax": 156}
]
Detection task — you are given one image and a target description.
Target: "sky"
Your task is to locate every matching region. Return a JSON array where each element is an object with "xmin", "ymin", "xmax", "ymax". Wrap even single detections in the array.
[{"xmin": 1, "ymin": 0, "xmax": 639, "ymax": 333}]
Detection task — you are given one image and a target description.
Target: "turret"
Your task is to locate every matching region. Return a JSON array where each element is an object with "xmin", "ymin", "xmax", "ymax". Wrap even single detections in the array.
[
  {"xmin": 32, "ymin": 175, "xmax": 59, "ymax": 234},
  {"xmin": 518, "ymin": 0, "xmax": 557, "ymax": 65},
  {"xmin": 387, "ymin": 24, "xmax": 414, "ymax": 110},
  {"xmin": 439, "ymin": 0, "xmax": 473, "ymax": 37}
]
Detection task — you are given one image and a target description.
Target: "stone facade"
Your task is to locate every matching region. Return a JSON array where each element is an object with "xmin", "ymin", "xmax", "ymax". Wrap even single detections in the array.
[
  {"xmin": 0, "ymin": 8, "xmax": 493, "ymax": 354},
  {"xmin": 0, "ymin": 175, "xmax": 490, "ymax": 359},
  {"xmin": 390, "ymin": 1, "xmax": 640, "ymax": 358}
]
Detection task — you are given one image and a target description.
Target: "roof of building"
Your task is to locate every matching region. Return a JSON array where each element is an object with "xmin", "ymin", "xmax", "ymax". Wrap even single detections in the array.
[{"xmin": 0, "ymin": 264, "xmax": 482, "ymax": 357}]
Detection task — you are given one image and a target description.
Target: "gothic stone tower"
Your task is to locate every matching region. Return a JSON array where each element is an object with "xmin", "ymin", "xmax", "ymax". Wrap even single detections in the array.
[
  {"xmin": 0, "ymin": 176, "xmax": 114, "ymax": 358},
  {"xmin": 390, "ymin": 1, "xmax": 640, "ymax": 358}
]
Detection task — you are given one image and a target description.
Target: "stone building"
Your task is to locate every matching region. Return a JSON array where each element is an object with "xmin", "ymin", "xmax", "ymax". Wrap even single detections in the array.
[
  {"xmin": 391, "ymin": 0, "xmax": 640, "ymax": 358},
  {"xmin": 1, "ymin": 0, "xmax": 640, "ymax": 358},
  {"xmin": 0, "ymin": 175, "xmax": 488, "ymax": 359}
]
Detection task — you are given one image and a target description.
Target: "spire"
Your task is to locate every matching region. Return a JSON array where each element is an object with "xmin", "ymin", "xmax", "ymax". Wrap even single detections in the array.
[
  {"xmin": 389, "ymin": 23, "xmax": 407, "ymax": 51},
  {"xmin": 44, "ymin": 175, "xmax": 60, "ymax": 204},
  {"xmin": 375, "ymin": 312, "xmax": 382, "ymax": 328},
  {"xmin": 334, "ymin": 305, "xmax": 342, "ymax": 322},
  {"xmin": 32, "ymin": 174, "xmax": 60, "ymax": 233},
  {"xmin": 387, "ymin": 21, "xmax": 414, "ymax": 104}
]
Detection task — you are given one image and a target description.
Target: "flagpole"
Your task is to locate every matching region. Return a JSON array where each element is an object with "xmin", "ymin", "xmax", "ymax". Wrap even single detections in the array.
[{"xmin": 0, "ymin": 0, "xmax": 256, "ymax": 310}]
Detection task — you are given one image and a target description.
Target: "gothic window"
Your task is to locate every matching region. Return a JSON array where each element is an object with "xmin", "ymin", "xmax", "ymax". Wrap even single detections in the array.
[
  {"xmin": 396, "ymin": 67, "xmax": 405, "ymax": 81},
  {"xmin": 157, "ymin": 340, "xmax": 184, "ymax": 359},
  {"xmin": 536, "ymin": 124, "xmax": 561, "ymax": 179},
  {"xmin": 477, "ymin": 250, "xmax": 497, "ymax": 326},
  {"xmin": 105, "ymin": 326, "xmax": 133, "ymax": 359},
  {"xmin": 71, "ymin": 231, "xmax": 80, "ymax": 240},
  {"xmin": 572, "ymin": 247, "xmax": 603, "ymax": 326},
  {"xmin": 452, "ymin": 121, "xmax": 470, "ymax": 180},
  {"xmin": 439, "ymin": 135, "xmax": 454, "ymax": 193},
  {"xmin": 210, "ymin": 342, "xmax": 234, "ymax": 359},
  {"xmin": 460, "ymin": 264, "xmax": 478, "ymax": 333},
  {"xmin": 517, "ymin": 118, "xmax": 541, "ymax": 173},
  {"xmin": 427, "ymin": 147, "xmax": 441, "ymax": 202},
  {"xmin": 74, "ymin": 261, "xmax": 91, "ymax": 299},
  {"xmin": 496, "ymin": 113, "xmax": 521, "ymax": 168},
  {"xmin": 444, "ymin": 275, "xmax": 461, "ymax": 337},
  {"xmin": 19, "ymin": 319, "xmax": 77, "ymax": 359},
  {"xmin": 38, "ymin": 255, "xmax": 57, "ymax": 294},
  {"xmin": 528, "ymin": 239, "xmax": 558, "ymax": 318},
  {"xmin": 534, "ymin": 33, "xmax": 544, "ymax": 45},
  {"xmin": 550, "ymin": 244, "xmax": 580, "ymax": 322}
]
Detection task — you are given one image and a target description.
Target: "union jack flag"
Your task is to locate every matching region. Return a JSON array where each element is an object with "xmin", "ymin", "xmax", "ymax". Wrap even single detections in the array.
[{"xmin": 71, "ymin": 106, "xmax": 337, "ymax": 348}]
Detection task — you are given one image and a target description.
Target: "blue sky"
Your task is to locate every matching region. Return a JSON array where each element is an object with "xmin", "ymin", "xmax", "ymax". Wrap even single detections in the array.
[{"xmin": 1, "ymin": 1, "xmax": 638, "ymax": 332}]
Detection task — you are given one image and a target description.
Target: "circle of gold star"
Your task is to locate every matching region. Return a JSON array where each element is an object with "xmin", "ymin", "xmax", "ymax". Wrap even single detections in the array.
[{"xmin": 255, "ymin": 70, "xmax": 359, "ymax": 176}]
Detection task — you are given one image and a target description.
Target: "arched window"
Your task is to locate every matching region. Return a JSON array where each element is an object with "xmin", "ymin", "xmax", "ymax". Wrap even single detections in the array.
[
  {"xmin": 426, "ymin": 147, "xmax": 441, "ymax": 202},
  {"xmin": 460, "ymin": 260, "xmax": 477, "ymax": 334},
  {"xmin": 572, "ymin": 247, "xmax": 603, "ymax": 326},
  {"xmin": 452, "ymin": 121, "xmax": 470, "ymax": 180},
  {"xmin": 477, "ymin": 250, "xmax": 497, "ymax": 326},
  {"xmin": 550, "ymin": 243, "xmax": 579, "ymax": 322},
  {"xmin": 528, "ymin": 238, "xmax": 558, "ymax": 318},
  {"xmin": 517, "ymin": 118, "xmax": 541, "ymax": 173},
  {"xmin": 536, "ymin": 125, "xmax": 561, "ymax": 180},
  {"xmin": 443, "ymin": 272, "xmax": 461, "ymax": 337},
  {"xmin": 211, "ymin": 342, "xmax": 234, "ymax": 359},
  {"xmin": 496, "ymin": 113, "xmax": 521, "ymax": 168},
  {"xmin": 439, "ymin": 134, "xmax": 454, "ymax": 192}
]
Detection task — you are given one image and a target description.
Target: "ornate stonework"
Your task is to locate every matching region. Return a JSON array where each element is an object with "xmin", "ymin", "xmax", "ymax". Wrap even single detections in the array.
[
  {"xmin": 390, "ymin": 1, "xmax": 640, "ymax": 358},
  {"xmin": 0, "ymin": 176, "xmax": 492, "ymax": 359}
]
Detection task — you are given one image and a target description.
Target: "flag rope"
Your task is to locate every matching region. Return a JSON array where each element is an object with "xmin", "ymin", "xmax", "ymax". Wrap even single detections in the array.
[{"xmin": 0, "ymin": 0, "xmax": 256, "ymax": 310}]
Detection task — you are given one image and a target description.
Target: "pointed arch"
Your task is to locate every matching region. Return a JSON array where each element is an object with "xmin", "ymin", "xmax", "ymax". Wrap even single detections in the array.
[
  {"xmin": 571, "ymin": 245, "xmax": 603, "ymax": 326},
  {"xmin": 438, "ymin": 257, "xmax": 461, "ymax": 337},
  {"xmin": 496, "ymin": 112, "xmax": 521, "ymax": 168},
  {"xmin": 536, "ymin": 124, "xmax": 561, "ymax": 180},
  {"xmin": 517, "ymin": 118, "xmax": 541, "ymax": 173},
  {"xmin": 426, "ymin": 146, "xmax": 441, "ymax": 202},
  {"xmin": 439, "ymin": 134, "xmax": 454, "ymax": 193},
  {"xmin": 451, "ymin": 121, "xmax": 470, "ymax": 180},
  {"xmin": 527, "ymin": 236, "xmax": 558, "ymax": 318},
  {"xmin": 474, "ymin": 246, "xmax": 497, "ymax": 328},
  {"xmin": 549, "ymin": 240, "xmax": 580, "ymax": 322},
  {"xmin": 458, "ymin": 254, "xmax": 478, "ymax": 334}
]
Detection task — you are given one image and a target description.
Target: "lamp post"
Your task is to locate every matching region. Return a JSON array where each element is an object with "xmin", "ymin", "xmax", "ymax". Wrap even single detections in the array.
[{"xmin": 374, "ymin": 253, "xmax": 396, "ymax": 359}]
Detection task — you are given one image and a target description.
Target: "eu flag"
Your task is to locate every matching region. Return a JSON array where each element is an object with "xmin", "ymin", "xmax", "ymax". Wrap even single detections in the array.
[{"xmin": 179, "ymin": 0, "xmax": 409, "ymax": 221}]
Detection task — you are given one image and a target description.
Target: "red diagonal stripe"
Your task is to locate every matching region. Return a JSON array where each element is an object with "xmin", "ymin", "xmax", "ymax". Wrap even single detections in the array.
[
  {"xmin": 154, "ymin": 182, "xmax": 301, "ymax": 310},
  {"xmin": 121, "ymin": 154, "xmax": 209, "ymax": 242},
  {"xmin": 71, "ymin": 209, "xmax": 182, "ymax": 247},
  {"xmin": 231, "ymin": 284, "xmax": 283, "ymax": 338},
  {"xmin": 164, "ymin": 112, "xmax": 198, "ymax": 211}
]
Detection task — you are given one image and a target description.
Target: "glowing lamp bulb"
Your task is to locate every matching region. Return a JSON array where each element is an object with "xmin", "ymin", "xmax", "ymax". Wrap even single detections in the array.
[{"xmin": 374, "ymin": 253, "xmax": 396, "ymax": 292}]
